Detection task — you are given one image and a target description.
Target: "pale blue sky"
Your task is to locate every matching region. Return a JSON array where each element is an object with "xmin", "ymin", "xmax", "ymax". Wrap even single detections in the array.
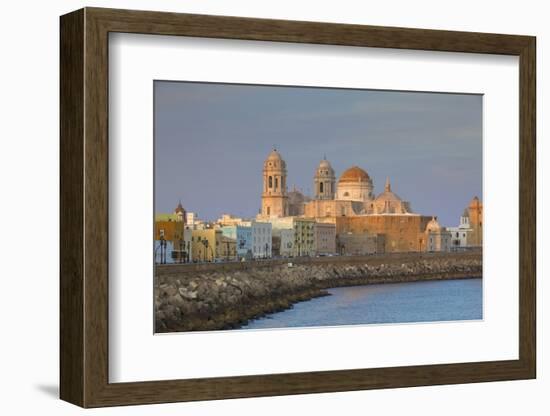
[{"xmin": 154, "ymin": 81, "xmax": 482, "ymax": 226}]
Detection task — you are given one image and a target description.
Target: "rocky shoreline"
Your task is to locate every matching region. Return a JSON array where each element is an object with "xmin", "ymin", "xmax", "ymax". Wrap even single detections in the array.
[{"xmin": 155, "ymin": 252, "xmax": 482, "ymax": 333}]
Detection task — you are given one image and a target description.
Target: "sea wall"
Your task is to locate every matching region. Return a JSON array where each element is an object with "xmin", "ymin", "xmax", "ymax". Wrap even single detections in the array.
[{"xmin": 155, "ymin": 251, "xmax": 482, "ymax": 332}]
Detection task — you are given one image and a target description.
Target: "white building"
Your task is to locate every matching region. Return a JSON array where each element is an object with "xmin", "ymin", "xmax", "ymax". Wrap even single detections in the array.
[
  {"xmin": 447, "ymin": 209, "xmax": 473, "ymax": 250},
  {"xmin": 241, "ymin": 220, "xmax": 272, "ymax": 258}
]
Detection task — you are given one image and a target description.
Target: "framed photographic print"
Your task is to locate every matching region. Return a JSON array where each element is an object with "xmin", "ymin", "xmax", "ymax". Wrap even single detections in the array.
[{"xmin": 60, "ymin": 7, "xmax": 536, "ymax": 408}]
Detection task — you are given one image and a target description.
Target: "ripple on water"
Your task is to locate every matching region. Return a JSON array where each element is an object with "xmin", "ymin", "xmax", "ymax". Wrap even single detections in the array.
[{"xmin": 241, "ymin": 278, "xmax": 482, "ymax": 330}]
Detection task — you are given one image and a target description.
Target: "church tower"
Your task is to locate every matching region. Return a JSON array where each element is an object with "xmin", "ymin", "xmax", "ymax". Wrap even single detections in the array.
[
  {"xmin": 314, "ymin": 156, "xmax": 336, "ymax": 200},
  {"xmin": 468, "ymin": 196, "xmax": 483, "ymax": 246},
  {"xmin": 261, "ymin": 148, "xmax": 289, "ymax": 217}
]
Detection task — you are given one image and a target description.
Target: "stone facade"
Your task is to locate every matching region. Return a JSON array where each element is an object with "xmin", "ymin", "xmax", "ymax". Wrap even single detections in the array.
[
  {"xmin": 314, "ymin": 222, "xmax": 336, "ymax": 255},
  {"xmin": 314, "ymin": 157, "xmax": 336, "ymax": 200},
  {"xmin": 337, "ymin": 232, "xmax": 382, "ymax": 255},
  {"xmin": 261, "ymin": 149, "xmax": 289, "ymax": 217},
  {"xmin": 333, "ymin": 214, "xmax": 432, "ymax": 253}
]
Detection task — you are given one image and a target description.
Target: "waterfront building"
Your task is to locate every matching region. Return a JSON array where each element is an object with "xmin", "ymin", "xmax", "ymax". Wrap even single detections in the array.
[
  {"xmin": 279, "ymin": 228, "xmax": 295, "ymax": 257},
  {"xmin": 314, "ymin": 222, "xmax": 336, "ymax": 255},
  {"xmin": 219, "ymin": 236, "xmax": 237, "ymax": 261},
  {"xmin": 154, "ymin": 219, "xmax": 181, "ymax": 242},
  {"xmin": 293, "ymin": 217, "xmax": 316, "ymax": 256},
  {"xmin": 425, "ymin": 217, "xmax": 452, "ymax": 252},
  {"xmin": 336, "ymin": 232, "xmax": 383, "ymax": 255},
  {"xmin": 447, "ymin": 209, "xmax": 473, "ymax": 250},
  {"xmin": 241, "ymin": 220, "xmax": 272, "ymax": 258},
  {"xmin": 221, "ymin": 224, "xmax": 253, "ymax": 260},
  {"xmin": 191, "ymin": 229, "xmax": 222, "ymax": 262},
  {"xmin": 261, "ymin": 149, "xmax": 289, "ymax": 218},
  {"xmin": 468, "ymin": 196, "xmax": 483, "ymax": 247}
]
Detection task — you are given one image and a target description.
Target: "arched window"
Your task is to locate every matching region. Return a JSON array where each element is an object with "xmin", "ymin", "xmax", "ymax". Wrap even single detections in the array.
[
  {"xmin": 319, "ymin": 182, "xmax": 324, "ymax": 193},
  {"xmin": 268, "ymin": 176, "xmax": 273, "ymax": 188}
]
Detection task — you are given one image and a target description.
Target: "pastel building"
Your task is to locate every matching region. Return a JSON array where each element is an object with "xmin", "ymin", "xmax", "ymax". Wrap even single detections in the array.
[
  {"xmin": 293, "ymin": 217, "xmax": 316, "ymax": 257},
  {"xmin": 191, "ymin": 228, "xmax": 222, "ymax": 262},
  {"xmin": 221, "ymin": 224, "xmax": 253, "ymax": 260},
  {"xmin": 241, "ymin": 220, "xmax": 272, "ymax": 258}
]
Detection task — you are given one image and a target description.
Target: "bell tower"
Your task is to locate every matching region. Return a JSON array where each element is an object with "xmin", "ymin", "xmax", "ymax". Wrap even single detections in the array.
[
  {"xmin": 314, "ymin": 156, "xmax": 336, "ymax": 200},
  {"xmin": 261, "ymin": 148, "xmax": 289, "ymax": 217}
]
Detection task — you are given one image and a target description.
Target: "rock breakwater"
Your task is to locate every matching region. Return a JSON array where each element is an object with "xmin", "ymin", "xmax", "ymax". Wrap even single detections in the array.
[{"xmin": 155, "ymin": 252, "xmax": 482, "ymax": 332}]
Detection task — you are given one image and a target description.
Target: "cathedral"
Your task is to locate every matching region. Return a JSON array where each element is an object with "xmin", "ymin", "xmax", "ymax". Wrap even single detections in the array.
[{"xmin": 259, "ymin": 149, "xmax": 453, "ymax": 253}]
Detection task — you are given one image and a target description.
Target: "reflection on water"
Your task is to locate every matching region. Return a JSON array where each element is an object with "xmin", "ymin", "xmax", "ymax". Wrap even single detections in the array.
[{"xmin": 241, "ymin": 278, "xmax": 482, "ymax": 330}]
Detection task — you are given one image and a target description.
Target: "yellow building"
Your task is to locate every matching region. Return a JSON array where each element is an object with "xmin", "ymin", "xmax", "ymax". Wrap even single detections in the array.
[
  {"xmin": 191, "ymin": 229, "xmax": 222, "ymax": 262},
  {"xmin": 468, "ymin": 196, "xmax": 483, "ymax": 247}
]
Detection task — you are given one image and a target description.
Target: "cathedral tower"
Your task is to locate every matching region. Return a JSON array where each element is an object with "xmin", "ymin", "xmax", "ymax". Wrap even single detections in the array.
[
  {"xmin": 261, "ymin": 149, "xmax": 289, "ymax": 217},
  {"xmin": 314, "ymin": 156, "xmax": 336, "ymax": 200}
]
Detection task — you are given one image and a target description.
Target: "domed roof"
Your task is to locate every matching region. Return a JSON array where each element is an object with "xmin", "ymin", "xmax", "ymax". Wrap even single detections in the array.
[
  {"xmin": 338, "ymin": 166, "xmax": 371, "ymax": 183},
  {"xmin": 374, "ymin": 177, "xmax": 402, "ymax": 202},
  {"xmin": 266, "ymin": 148, "xmax": 283, "ymax": 161},
  {"xmin": 288, "ymin": 188, "xmax": 306, "ymax": 204},
  {"xmin": 318, "ymin": 159, "xmax": 332, "ymax": 169},
  {"xmin": 426, "ymin": 216, "xmax": 442, "ymax": 232}
]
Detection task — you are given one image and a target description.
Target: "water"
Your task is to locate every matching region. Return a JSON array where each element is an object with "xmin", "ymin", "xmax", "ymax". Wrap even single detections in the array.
[{"xmin": 241, "ymin": 278, "xmax": 482, "ymax": 330}]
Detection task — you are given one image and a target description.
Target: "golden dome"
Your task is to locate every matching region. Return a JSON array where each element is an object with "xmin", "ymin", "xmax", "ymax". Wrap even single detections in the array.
[{"xmin": 338, "ymin": 166, "xmax": 371, "ymax": 183}]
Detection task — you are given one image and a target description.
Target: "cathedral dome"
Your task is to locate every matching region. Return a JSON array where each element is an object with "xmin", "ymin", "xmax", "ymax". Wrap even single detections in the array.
[{"xmin": 338, "ymin": 166, "xmax": 371, "ymax": 183}]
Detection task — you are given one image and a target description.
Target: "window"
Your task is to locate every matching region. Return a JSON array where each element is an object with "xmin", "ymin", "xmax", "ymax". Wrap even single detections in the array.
[
  {"xmin": 319, "ymin": 182, "xmax": 324, "ymax": 193},
  {"xmin": 275, "ymin": 177, "xmax": 278, "ymax": 189},
  {"xmin": 268, "ymin": 176, "xmax": 273, "ymax": 188}
]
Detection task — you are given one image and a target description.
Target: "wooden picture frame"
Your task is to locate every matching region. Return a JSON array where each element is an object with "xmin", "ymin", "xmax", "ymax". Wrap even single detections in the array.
[{"xmin": 60, "ymin": 7, "xmax": 536, "ymax": 408}]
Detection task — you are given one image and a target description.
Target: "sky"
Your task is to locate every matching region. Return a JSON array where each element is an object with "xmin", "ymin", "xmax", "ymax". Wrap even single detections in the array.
[{"xmin": 154, "ymin": 81, "xmax": 482, "ymax": 226}]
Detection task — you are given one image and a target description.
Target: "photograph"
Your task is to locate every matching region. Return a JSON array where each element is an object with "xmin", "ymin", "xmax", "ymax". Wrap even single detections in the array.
[{"xmin": 153, "ymin": 81, "xmax": 483, "ymax": 333}]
